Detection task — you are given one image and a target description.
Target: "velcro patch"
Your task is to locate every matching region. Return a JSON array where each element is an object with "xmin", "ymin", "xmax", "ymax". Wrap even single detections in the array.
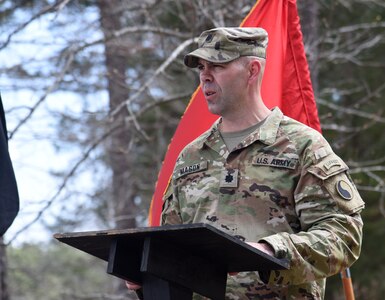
[
  {"xmin": 308, "ymin": 154, "xmax": 349, "ymax": 180},
  {"xmin": 176, "ymin": 161, "xmax": 208, "ymax": 178},
  {"xmin": 253, "ymin": 156, "xmax": 298, "ymax": 170},
  {"xmin": 324, "ymin": 158, "xmax": 342, "ymax": 170},
  {"xmin": 314, "ymin": 147, "xmax": 329, "ymax": 160}
]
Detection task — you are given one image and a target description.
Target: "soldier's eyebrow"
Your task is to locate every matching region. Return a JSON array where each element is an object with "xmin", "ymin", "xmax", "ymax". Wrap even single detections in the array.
[
  {"xmin": 207, "ymin": 61, "xmax": 228, "ymax": 67},
  {"xmin": 196, "ymin": 61, "xmax": 228, "ymax": 70}
]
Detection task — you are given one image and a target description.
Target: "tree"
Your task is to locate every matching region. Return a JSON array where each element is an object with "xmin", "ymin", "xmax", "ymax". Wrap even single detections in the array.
[
  {"xmin": 0, "ymin": 0, "xmax": 255, "ymax": 298},
  {"xmin": 0, "ymin": 239, "xmax": 10, "ymax": 300},
  {"xmin": 1, "ymin": 0, "xmax": 385, "ymax": 299},
  {"xmin": 7, "ymin": 242, "xmax": 131, "ymax": 300},
  {"xmin": 299, "ymin": 1, "xmax": 385, "ymax": 298},
  {"xmin": 97, "ymin": 0, "xmax": 136, "ymax": 230}
]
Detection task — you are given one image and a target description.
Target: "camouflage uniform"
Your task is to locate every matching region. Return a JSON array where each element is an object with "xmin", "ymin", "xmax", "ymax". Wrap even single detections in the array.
[{"xmin": 161, "ymin": 107, "xmax": 364, "ymax": 299}]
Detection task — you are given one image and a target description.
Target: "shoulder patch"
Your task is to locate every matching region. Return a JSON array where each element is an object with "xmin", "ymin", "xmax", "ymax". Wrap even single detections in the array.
[
  {"xmin": 322, "ymin": 171, "xmax": 365, "ymax": 214},
  {"xmin": 336, "ymin": 180, "xmax": 353, "ymax": 200},
  {"xmin": 324, "ymin": 158, "xmax": 342, "ymax": 170},
  {"xmin": 308, "ymin": 155, "xmax": 348, "ymax": 180}
]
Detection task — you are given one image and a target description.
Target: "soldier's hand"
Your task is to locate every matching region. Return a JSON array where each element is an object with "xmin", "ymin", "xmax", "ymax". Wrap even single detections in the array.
[
  {"xmin": 247, "ymin": 241, "xmax": 275, "ymax": 256},
  {"xmin": 229, "ymin": 242, "xmax": 275, "ymax": 277},
  {"xmin": 125, "ymin": 280, "xmax": 141, "ymax": 291}
]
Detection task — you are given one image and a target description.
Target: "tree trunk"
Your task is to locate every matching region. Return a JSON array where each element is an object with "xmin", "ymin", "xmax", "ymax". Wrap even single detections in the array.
[
  {"xmin": 98, "ymin": 0, "xmax": 137, "ymax": 230},
  {"xmin": 298, "ymin": 1, "xmax": 320, "ymax": 96},
  {"xmin": 0, "ymin": 238, "xmax": 9, "ymax": 300}
]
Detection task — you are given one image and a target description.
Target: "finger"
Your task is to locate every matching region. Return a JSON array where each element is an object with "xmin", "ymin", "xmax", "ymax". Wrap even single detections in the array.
[{"xmin": 125, "ymin": 281, "xmax": 141, "ymax": 290}]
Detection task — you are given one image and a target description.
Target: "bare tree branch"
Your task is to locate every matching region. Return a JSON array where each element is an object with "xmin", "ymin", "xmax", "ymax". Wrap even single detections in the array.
[
  {"xmin": 348, "ymin": 156, "xmax": 385, "ymax": 168},
  {"xmin": 350, "ymin": 166, "xmax": 385, "ymax": 174},
  {"xmin": 133, "ymin": 91, "xmax": 195, "ymax": 117},
  {"xmin": 317, "ymin": 98, "xmax": 385, "ymax": 123},
  {"xmin": 109, "ymin": 37, "xmax": 197, "ymax": 119},
  {"xmin": 355, "ymin": 169, "xmax": 385, "ymax": 218},
  {"xmin": 7, "ymin": 121, "xmax": 123, "ymax": 245},
  {"xmin": 71, "ymin": 25, "xmax": 191, "ymax": 55},
  {"xmin": 321, "ymin": 123, "xmax": 370, "ymax": 133},
  {"xmin": 197, "ymin": 0, "xmax": 224, "ymax": 27},
  {"xmin": 332, "ymin": 21, "xmax": 385, "ymax": 34},
  {"xmin": 0, "ymin": 0, "xmax": 72, "ymax": 51},
  {"xmin": 8, "ymin": 48, "xmax": 75, "ymax": 139}
]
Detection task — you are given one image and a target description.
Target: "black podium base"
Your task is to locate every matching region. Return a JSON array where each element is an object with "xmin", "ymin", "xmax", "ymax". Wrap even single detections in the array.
[
  {"xmin": 142, "ymin": 274, "xmax": 192, "ymax": 300},
  {"xmin": 108, "ymin": 236, "xmax": 227, "ymax": 299}
]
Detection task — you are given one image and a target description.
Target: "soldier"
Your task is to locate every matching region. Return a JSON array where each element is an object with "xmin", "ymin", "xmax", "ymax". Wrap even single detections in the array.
[{"xmin": 127, "ymin": 27, "xmax": 364, "ymax": 299}]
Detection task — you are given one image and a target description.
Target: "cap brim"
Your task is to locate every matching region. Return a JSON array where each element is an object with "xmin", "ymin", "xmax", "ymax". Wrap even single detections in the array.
[{"xmin": 184, "ymin": 48, "xmax": 240, "ymax": 68}]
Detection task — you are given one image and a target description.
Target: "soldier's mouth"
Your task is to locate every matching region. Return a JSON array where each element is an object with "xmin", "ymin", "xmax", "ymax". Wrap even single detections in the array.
[{"xmin": 205, "ymin": 91, "xmax": 216, "ymax": 97}]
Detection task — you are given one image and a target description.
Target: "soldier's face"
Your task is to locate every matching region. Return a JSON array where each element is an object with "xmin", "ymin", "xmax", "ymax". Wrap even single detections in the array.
[{"xmin": 197, "ymin": 58, "xmax": 249, "ymax": 117}]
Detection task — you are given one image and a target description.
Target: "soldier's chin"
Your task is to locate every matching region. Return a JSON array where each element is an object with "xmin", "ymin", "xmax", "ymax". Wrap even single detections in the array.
[
  {"xmin": 205, "ymin": 99, "xmax": 219, "ymax": 113},
  {"xmin": 207, "ymin": 105, "xmax": 221, "ymax": 116}
]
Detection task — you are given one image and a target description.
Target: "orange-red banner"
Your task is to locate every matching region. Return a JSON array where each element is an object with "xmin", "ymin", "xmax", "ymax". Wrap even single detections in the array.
[{"xmin": 149, "ymin": 0, "xmax": 321, "ymax": 226}]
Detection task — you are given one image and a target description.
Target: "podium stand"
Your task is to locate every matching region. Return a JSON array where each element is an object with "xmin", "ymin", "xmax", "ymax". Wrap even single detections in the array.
[{"xmin": 54, "ymin": 223, "xmax": 289, "ymax": 300}]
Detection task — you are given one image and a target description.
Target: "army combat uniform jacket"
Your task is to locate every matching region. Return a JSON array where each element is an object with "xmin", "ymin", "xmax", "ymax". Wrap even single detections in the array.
[{"xmin": 161, "ymin": 107, "xmax": 364, "ymax": 299}]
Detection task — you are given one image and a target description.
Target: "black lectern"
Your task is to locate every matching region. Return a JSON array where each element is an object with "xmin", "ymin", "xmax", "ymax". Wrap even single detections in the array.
[{"xmin": 54, "ymin": 223, "xmax": 289, "ymax": 300}]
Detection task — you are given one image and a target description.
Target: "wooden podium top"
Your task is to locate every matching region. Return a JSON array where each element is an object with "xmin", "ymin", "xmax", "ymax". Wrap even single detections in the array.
[{"xmin": 54, "ymin": 223, "xmax": 289, "ymax": 273}]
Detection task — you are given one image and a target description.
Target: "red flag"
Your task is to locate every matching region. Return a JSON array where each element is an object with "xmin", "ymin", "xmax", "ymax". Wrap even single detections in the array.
[{"xmin": 149, "ymin": 0, "xmax": 321, "ymax": 226}]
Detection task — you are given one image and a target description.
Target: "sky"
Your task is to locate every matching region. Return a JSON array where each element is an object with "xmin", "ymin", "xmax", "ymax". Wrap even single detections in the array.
[
  {"xmin": 2, "ymin": 92, "xmax": 108, "ymax": 245},
  {"xmin": 0, "ymin": 4, "xmax": 108, "ymax": 245}
]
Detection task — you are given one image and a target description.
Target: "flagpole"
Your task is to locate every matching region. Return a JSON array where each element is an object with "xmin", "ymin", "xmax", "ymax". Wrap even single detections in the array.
[{"xmin": 341, "ymin": 268, "xmax": 355, "ymax": 300}]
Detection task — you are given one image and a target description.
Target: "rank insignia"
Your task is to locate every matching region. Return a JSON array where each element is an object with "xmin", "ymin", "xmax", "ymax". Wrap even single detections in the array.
[
  {"xmin": 336, "ymin": 180, "xmax": 353, "ymax": 200},
  {"xmin": 220, "ymin": 169, "xmax": 238, "ymax": 188}
]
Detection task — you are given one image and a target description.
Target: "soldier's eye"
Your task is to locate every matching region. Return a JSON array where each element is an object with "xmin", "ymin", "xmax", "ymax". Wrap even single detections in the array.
[{"xmin": 213, "ymin": 64, "xmax": 224, "ymax": 69}]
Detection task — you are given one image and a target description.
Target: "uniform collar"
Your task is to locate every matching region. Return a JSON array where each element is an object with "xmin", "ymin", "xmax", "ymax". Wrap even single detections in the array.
[
  {"xmin": 198, "ymin": 119, "xmax": 228, "ymax": 155},
  {"xmin": 199, "ymin": 107, "xmax": 283, "ymax": 150},
  {"xmin": 257, "ymin": 107, "xmax": 283, "ymax": 145}
]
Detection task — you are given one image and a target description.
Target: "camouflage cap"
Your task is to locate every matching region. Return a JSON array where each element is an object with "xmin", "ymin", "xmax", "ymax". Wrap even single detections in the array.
[{"xmin": 184, "ymin": 27, "xmax": 268, "ymax": 68}]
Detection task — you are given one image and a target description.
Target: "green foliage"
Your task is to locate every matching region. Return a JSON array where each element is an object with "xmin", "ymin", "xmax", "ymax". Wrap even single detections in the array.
[{"xmin": 7, "ymin": 242, "xmax": 130, "ymax": 300}]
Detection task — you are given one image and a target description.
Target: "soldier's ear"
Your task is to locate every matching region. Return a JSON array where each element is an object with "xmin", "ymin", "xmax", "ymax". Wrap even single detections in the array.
[{"xmin": 248, "ymin": 59, "xmax": 261, "ymax": 83}]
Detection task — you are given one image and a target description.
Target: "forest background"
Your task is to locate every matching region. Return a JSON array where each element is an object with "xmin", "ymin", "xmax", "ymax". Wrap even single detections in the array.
[{"xmin": 1, "ymin": 0, "xmax": 385, "ymax": 299}]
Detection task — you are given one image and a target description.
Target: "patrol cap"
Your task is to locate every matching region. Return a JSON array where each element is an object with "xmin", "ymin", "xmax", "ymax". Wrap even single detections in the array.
[{"xmin": 184, "ymin": 27, "xmax": 268, "ymax": 68}]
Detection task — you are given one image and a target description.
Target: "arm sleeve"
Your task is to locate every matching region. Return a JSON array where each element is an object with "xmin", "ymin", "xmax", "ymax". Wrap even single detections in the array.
[
  {"xmin": 260, "ymin": 149, "xmax": 364, "ymax": 286},
  {"xmin": 160, "ymin": 180, "xmax": 183, "ymax": 226}
]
